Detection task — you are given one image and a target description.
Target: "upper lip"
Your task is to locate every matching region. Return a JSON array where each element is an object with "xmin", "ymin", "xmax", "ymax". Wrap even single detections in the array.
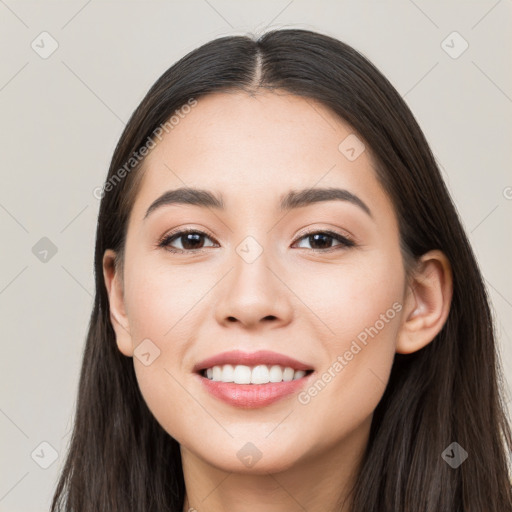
[{"xmin": 193, "ymin": 350, "xmax": 314, "ymax": 373}]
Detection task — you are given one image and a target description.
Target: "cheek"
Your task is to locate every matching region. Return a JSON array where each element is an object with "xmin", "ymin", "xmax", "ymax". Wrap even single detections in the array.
[
  {"xmin": 293, "ymin": 250, "xmax": 405, "ymax": 343},
  {"xmin": 122, "ymin": 257, "xmax": 217, "ymax": 432},
  {"xmin": 124, "ymin": 262, "xmax": 201, "ymax": 440},
  {"xmin": 124, "ymin": 257, "xmax": 207, "ymax": 341},
  {"xmin": 293, "ymin": 252, "xmax": 404, "ymax": 432}
]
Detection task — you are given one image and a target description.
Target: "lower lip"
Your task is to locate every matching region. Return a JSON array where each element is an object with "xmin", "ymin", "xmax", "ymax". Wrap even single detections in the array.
[{"xmin": 195, "ymin": 371, "xmax": 315, "ymax": 409}]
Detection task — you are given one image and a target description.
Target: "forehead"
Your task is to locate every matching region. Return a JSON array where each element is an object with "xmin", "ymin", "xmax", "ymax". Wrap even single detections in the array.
[{"xmin": 130, "ymin": 91, "xmax": 389, "ymax": 218}]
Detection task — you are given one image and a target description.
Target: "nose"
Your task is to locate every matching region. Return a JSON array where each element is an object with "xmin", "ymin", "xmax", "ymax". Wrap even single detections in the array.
[{"xmin": 214, "ymin": 245, "xmax": 294, "ymax": 330}]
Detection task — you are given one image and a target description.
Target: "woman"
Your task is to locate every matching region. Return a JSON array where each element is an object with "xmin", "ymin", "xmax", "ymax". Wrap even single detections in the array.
[{"xmin": 51, "ymin": 28, "xmax": 512, "ymax": 511}]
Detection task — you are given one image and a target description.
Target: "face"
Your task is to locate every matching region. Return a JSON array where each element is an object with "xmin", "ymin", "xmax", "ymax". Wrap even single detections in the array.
[{"xmin": 108, "ymin": 91, "xmax": 409, "ymax": 474}]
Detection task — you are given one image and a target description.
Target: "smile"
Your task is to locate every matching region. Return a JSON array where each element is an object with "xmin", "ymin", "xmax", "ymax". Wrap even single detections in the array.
[{"xmin": 201, "ymin": 364, "xmax": 314, "ymax": 384}]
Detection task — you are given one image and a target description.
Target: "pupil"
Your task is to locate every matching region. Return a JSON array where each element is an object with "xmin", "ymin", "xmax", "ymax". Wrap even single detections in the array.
[
  {"xmin": 310, "ymin": 233, "xmax": 331, "ymax": 249},
  {"xmin": 182, "ymin": 233, "xmax": 203, "ymax": 250}
]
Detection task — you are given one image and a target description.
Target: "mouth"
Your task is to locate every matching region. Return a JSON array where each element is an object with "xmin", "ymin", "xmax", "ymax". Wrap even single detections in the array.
[
  {"xmin": 193, "ymin": 350, "xmax": 316, "ymax": 408},
  {"xmin": 193, "ymin": 349, "xmax": 315, "ymax": 384}
]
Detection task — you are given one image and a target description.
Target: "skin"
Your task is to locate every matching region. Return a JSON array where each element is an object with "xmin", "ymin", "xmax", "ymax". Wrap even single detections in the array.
[{"xmin": 103, "ymin": 91, "xmax": 453, "ymax": 512}]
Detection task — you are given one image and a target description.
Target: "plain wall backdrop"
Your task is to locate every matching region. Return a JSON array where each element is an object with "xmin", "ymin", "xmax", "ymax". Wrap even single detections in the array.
[{"xmin": 1, "ymin": 1, "xmax": 511, "ymax": 510}]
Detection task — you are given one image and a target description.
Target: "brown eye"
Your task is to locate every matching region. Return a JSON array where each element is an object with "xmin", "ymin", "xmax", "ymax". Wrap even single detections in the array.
[
  {"xmin": 293, "ymin": 230, "xmax": 355, "ymax": 251},
  {"xmin": 158, "ymin": 228, "xmax": 355, "ymax": 254},
  {"xmin": 159, "ymin": 230, "xmax": 217, "ymax": 252}
]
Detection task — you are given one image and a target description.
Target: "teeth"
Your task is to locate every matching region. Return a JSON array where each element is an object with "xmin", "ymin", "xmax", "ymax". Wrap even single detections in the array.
[
  {"xmin": 252, "ymin": 364, "xmax": 270, "ymax": 384},
  {"xmin": 234, "ymin": 365, "xmax": 251, "ymax": 384},
  {"xmin": 202, "ymin": 364, "xmax": 309, "ymax": 384}
]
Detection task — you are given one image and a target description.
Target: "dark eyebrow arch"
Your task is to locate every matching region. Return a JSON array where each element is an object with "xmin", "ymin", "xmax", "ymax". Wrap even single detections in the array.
[
  {"xmin": 143, "ymin": 186, "xmax": 372, "ymax": 220},
  {"xmin": 279, "ymin": 187, "xmax": 372, "ymax": 217},
  {"xmin": 144, "ymin": 188, "xmax": 224, "ymax": 220}
]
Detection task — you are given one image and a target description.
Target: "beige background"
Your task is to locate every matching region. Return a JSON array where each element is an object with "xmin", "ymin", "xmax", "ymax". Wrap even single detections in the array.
[{"xmin": 1, "ymin": 1, "xmax": 511, "ymax": 510}]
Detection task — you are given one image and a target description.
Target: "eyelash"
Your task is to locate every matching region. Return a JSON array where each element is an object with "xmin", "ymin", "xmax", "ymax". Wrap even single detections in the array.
[{"xmin": 157, "ymin": 228, "xmax": 356, "ymax": 254}]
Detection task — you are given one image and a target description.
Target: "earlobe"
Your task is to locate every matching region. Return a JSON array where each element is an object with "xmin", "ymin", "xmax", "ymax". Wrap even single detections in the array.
[
  {"xmin": 396, "ymin": 250, "xmax": 453, "ymax": 354},
  {"xmin": 102, "ymin": 249, "xmax": 134, "ymax": 357}
]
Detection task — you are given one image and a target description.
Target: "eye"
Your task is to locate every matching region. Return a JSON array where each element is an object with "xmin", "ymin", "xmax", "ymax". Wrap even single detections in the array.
[
  {"xmin": 292, "ymin": 230, "xmax": 355, "ymax": 251},
  {"xmin": 158, "ymin": 228, "xmax": 355, "ymax": 254},
  {"xmin": 158, "ymin": 229, "xmax": 218, "ymax": 253}
]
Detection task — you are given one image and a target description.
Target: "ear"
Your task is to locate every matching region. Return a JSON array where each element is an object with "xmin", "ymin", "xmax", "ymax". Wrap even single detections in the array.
[
  {"xmin": 102, "ymin": 249, "xmax": 134, "ymax": 357},
  {"xmin": 396, "ymin": 250, "xmax": 453, "ymax": 354}
]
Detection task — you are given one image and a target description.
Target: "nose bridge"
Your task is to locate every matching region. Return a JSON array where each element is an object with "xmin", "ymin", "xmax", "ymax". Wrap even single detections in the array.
[
  {"xmin": 214, "ymin": 231, "xmax": 293, "ymax": 328},
  {"xmin": 230, "ymin": 234, "xmax": 277, "ymax": 305}
]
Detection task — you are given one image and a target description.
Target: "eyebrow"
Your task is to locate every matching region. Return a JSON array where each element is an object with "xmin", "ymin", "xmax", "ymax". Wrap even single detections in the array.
[{"xmin": 143, "ymin": 186, "xmax": 372, "ymax": 220}]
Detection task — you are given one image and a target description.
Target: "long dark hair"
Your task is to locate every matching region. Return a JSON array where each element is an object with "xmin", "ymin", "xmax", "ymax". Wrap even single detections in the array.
[{"xmin": 51, "ymin": 28, "xmax": 512, "ymax": 511}]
